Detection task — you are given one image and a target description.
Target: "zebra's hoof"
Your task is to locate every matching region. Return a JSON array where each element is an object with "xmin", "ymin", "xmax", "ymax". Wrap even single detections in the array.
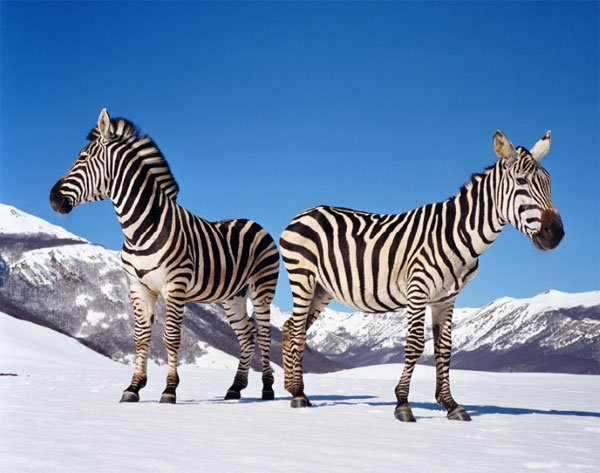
[
  {"xmin": 159, "ymin": 393, "xmax": 176, "ymax": 404},
  {"xmin": 447, "ymin": 406, "xmax": 471, "ymax": 421},
  {"xmin": 290, "ymin": 396, "xmax": 311, "ymax": 408},
  {"xmin": 394, "ymin": 404, "xmax": 416, "ymax": 422},
  {"xmin": 262, "ymin": 389, "xmax": 275, "ymax": 401},
  {"xmin": 119, "ymin": 391, "xmax": 139, "ymax": 403},
  {"xmin": 224, "ymin": 389, "xmax": 241, "ymax": 400}
]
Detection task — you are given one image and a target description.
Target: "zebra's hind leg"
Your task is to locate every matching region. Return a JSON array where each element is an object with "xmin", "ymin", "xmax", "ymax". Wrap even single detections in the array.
[
  {"xmin": 431, "ymin": 300, "xmax": 471, "ymax": 421},
  {"xmin": 394, "ymin": 283, "xmax": 427, "ymax": 422},
  {"xmin": 159, "ymin": 283, "xmax": 188, "ymax": 404},
  {"xmin": 282, "ymin": 280, "xmax": 333, "ymax": 408},
  {"xmin": 222, "ymin": 293, "xmax": 257, "ymax": 400},
  {"xmin": 249, "ymin": 247, "xmax": 279, "ymax": 400},
  {"xmin": 121, "ymin": 285, "xmax": 158, "ymax": 403},
  {"xmin": 251, "ymin": 299, "xmax": 275, "ymax": 400},
  {"xmin": 305, "ymin": 283, "xmax": 333, "ymax": 333}
]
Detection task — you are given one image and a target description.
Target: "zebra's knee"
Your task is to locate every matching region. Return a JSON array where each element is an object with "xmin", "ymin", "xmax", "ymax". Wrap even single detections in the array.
[
  {"xmin": 405, "ymin": 341, "xmax": 425, "ymax": 364},
  {"xmin": 162, "ymin": 333, "xmax": 181, "ymax": 356}
]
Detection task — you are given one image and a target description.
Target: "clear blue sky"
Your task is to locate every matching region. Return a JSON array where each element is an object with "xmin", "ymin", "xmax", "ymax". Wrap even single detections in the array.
[{"xmin": 1, "ymin": 1, "xmax": 598, "ymax": 311}]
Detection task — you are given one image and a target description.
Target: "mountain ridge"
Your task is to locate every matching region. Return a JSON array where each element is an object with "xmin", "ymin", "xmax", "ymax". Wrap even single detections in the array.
[{"xmin": 1, "ymin": 203, "xmax": 598, "ymax": 374}]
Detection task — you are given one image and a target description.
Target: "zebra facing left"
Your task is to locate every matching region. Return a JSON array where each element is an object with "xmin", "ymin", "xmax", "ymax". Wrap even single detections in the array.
[{"xmin": 50, "ymin": 109, "xmax": 279, "ymax": 404}]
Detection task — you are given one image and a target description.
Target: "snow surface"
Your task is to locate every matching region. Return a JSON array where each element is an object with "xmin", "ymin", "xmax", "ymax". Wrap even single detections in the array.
[
  {"xmin": 0, "ymin": 204, "xmax": 85, "ymax": 241},
  {"xmin": 1, "ymin": 313, "xmax": 599, "ymax": 473}
]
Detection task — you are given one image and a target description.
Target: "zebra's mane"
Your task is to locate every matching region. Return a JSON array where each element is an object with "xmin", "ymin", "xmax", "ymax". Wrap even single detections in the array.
[
  {"xmin": 461, "ymin": 163, "xmax": 497, "ymax": 192},
  {"xmin": 87, "ymin": 118, "xmax": 179, "ymax": 201}
]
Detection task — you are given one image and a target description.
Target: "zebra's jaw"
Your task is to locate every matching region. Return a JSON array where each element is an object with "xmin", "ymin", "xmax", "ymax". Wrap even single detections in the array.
[
  {"xmin": 49, "ymin": 182, "xmax": 73, "ymax": 215},
  {"xmin": 532, "ymin": 209, "xmax": 564, "ymax": 251}
]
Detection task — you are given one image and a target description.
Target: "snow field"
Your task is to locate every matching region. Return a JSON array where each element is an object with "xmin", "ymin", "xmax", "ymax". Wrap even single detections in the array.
[{"xmin": 1, "ymin": 314, "xmax": 599, "ymax": 473}]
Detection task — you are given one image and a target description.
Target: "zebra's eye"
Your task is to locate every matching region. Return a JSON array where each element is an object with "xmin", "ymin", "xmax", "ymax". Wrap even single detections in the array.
[{"xmin": 516, "ymin": 177, "xmax": 528, "ymax": 185}]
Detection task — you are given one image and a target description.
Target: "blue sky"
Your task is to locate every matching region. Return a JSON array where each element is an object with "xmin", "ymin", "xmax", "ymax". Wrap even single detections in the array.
[{"xmin": 1, "ymin": 1, "xmax": 598, "ymax": 311}]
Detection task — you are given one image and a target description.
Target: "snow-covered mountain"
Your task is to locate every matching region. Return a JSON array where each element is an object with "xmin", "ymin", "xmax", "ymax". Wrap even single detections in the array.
[
  {"xmin": 1, "ymin": 204, "xmax": 598, "ymax": 375},
  {"xmin": 270, "ymin": 290, "xmax": 600, "ymax": 374},
  {"xmin": 0, "ymin": 204, "xmax": 345, "ymax": 373}
]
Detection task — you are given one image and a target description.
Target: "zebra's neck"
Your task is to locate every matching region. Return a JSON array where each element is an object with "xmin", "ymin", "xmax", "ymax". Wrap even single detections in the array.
[
  {"xmin": 448, "ymin": 160, "xmax": 506, "ymax": 258},
  {"xmin": 108, "ymin": 138, "xmax": 178, "ymax": 250}
]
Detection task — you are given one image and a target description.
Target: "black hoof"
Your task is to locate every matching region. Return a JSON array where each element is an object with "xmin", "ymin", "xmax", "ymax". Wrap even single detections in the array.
[
  {"xmin": 159, "ymin": 393, "xmax": 176, "ymax": 404},
  {"xmin": 290, "ymin": 396, "xmax": 311, "ymax": 408},
  {"xmin": 394, "ymin": 405, "xmax": 416, "ymax": 422},
  {"xmin": 262, "ymin": 389, "xmax": 275, "ymax": 401},
  {"xmin": 119, "ymin": 391, "xmax": 139, "ymax": 403},
  {"xmin": 224, "ymin": 389, "xmax": 241, "ymax": 400},
  {"xmin": 447, "ymin": 406, "xmax": 471, "ymax": 421}
]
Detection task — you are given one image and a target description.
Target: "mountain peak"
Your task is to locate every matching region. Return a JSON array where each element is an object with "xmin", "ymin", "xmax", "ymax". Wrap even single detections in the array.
[{"xmin": 0, "ymin": 204, "xmax": 85, "ymax": 243}]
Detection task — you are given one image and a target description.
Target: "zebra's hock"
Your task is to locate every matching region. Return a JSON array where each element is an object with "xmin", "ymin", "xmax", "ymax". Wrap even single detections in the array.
[{"xmin": 281, "ymin": 320, "xmax": 294, "ymax": 392}]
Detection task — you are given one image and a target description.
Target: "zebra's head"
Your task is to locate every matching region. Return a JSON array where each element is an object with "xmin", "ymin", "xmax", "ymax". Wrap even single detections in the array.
[
  {"xmin": 493, "ymin": 130, "xmax": 564, "ymax": 251},
  {"xmin": 50, "ymin": 109, "xmax": 115, "ymax": 214}
]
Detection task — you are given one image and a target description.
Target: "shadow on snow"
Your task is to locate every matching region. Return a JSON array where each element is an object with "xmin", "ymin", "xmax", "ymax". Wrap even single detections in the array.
[{"xmin": 168, "ymin": 394, "xmax": 600, "ymax": 418}]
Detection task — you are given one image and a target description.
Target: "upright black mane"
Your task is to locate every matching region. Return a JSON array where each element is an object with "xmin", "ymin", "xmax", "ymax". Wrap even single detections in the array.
[
  {"xmin": 87, "ymin": 117, "xmax": 179, "ymax": 201},
  {"xmin": 450, "ymin": 162, "xmax": 498, "ymax": 202},
  {"xmin": 86, "ymin": 117, "xmax": 140, "ymax": 142}
]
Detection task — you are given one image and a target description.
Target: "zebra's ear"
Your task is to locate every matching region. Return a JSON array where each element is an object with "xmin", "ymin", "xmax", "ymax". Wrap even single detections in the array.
[
  {"xmin": 493, "ymin": 130, "xmax": 517, "ymax": 165},
  {"xmin": 98, "ymin": 108, "xmax": 112, "ymax": 140},
  {"xmin": 530, "ymin": 131, "xmax": 551, "ymax": 161}
]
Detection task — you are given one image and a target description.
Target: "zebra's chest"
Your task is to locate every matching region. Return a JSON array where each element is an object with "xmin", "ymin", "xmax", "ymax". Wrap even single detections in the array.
[
  {"xmin": 427, "ymin": 259, "xmax": 479, "ymax": 303},
  {"xmin": 121, "ymin": 250, "xmax": 186, "ymax": 296}
]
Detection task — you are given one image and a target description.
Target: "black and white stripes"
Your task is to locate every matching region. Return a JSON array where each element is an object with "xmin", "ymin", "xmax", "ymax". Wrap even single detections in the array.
[
  {"xmin": 50, "ymin": 114, "xmax": 564, "ymax": 422},
  {"xmin": 50, "ymin": 108, "xmax": 279, "ymax": 403},
  {"xmin": 279, "ymin": 130, "xmax": 563, "ymax": 421}
]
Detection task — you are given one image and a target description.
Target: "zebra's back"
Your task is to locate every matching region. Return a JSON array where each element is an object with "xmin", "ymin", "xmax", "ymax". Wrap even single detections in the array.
[{"xmin": 280, "ymin": 204, "xmax": 440, "ymax": 313}]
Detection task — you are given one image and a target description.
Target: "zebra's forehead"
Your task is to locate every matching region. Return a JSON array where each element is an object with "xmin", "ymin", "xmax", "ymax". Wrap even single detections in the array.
[
  {"xmin": 513, "ymin": 151, "xmax": 551, "ymax": 179},
  {"xmin": 79, "ymin": 140, "xmax": 100, "ymax": 155}
]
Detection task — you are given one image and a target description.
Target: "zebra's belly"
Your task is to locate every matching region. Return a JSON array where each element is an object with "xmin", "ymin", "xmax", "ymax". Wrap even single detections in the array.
[{"xmin": 317, "ymin": 273, "xmax": 409, "ymax": 313}]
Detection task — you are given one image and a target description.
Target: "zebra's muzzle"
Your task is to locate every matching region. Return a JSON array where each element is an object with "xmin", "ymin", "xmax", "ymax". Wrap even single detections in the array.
[
  {"xmin": 532, "ymin": 210, "xmax": 564, "ymax": 251},
  {"xmin": 49, "ymin": 182, "xmax": 73, "ymax": 215}
]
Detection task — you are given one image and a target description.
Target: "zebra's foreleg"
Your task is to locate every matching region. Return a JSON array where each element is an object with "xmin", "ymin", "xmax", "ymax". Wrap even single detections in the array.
[
  {"xmin": 121, "ymin": 286, "xmax": 158, "ymax": 403},
  {"xmin": 159, "ymin": 284, "xmax": 187, "ymax": 404},
  {"xmin": 431, "ymin": 300, "xmax": 471, "ymax": 421},
  {"xmin": 394, "ymin": 288, "xmax": 427, "ymax": 422},
  {"xmin": 223, "ymin": 295, "xmax": 257, "ymax": 400}
]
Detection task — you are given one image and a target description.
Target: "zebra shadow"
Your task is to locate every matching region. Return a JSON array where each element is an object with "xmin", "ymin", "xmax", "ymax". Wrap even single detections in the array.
[
  {"xmin": 310, "ymin": 398, "xmax": 600, "ymax": 418},
  {"xmin": 175, "ymin": 396, "xmax": 600, "ymax": 418},
  {"xmin": 175, "ymin": 394, "xmax": 378, "ymax": 405}
]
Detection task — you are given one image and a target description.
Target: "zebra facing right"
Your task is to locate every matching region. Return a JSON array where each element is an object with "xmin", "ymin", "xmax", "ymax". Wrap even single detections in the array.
[{"xmin": 280, "ymin": 130, "xmax": 564, "ymax": 422}]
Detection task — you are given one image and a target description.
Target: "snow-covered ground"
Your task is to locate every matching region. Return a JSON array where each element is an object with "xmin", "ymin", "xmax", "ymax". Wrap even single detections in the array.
[{"xmin": 1, "ymin": 313, "xmax": 598, "ymax": 473}]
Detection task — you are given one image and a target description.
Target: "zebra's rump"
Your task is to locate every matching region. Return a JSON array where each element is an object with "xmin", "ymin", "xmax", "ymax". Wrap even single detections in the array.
[
  {"xmin": 280, "ymin": 205, "xmax": 420, "ymax": 312},
  {"xmin": 184, "ymin": 215, "xmax": 279, "ymax": 303}
]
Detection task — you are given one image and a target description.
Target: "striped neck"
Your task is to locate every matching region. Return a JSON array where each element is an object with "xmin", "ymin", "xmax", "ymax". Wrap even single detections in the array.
[
  {"xmin": 450, "ymin": 160, "xmax": 506, "ymax": 258},
  {"xmin": 107, "ymin": 136, "xmax": 178, "ymax": 249}
]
